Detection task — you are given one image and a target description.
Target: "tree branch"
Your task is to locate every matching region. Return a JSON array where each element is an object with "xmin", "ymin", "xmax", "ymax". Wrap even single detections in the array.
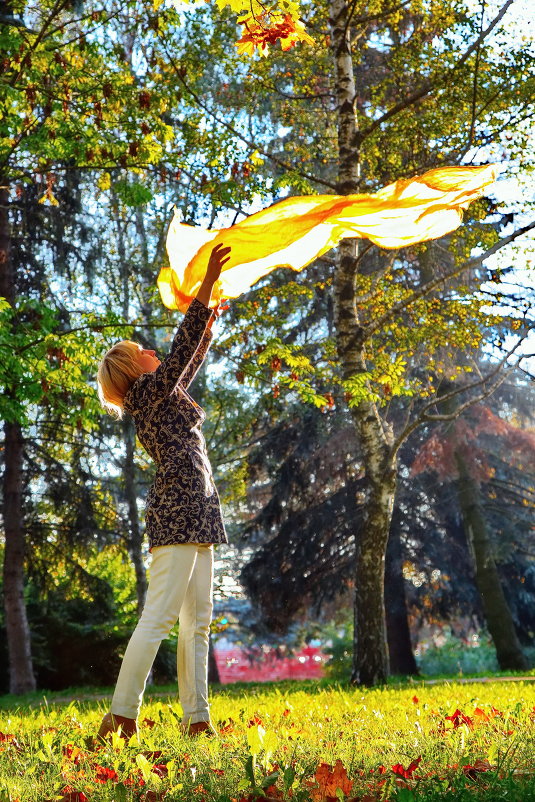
[
  {"xmin": 156, "ymin": 32, "xmax": 338, "ymax": 191},
  {"xmin": 357, "ymin": 0, "xmax": 515, "ymax": 142},
  {"xmin": 362, "ymin": 220, "xmax": 535, "ymax": 341},
  {"xmin": 390, "ymin": 336, "xmax": 527, "ymax": 457}
]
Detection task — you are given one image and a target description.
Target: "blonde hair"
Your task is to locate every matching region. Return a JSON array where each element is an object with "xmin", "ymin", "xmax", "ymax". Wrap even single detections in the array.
[{"xmin": 97, "ymin": 340, "xmax": 144, "ymax": 418}]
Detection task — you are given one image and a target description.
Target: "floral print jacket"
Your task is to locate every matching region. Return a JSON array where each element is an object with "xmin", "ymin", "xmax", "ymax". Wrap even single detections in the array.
[{"xmin": 123, "ymin": 298, "xmax": 227, "ymax": 549}]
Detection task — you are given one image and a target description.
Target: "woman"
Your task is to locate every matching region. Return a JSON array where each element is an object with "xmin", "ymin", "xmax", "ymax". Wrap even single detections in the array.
[{"xmin": 96, "ymin": 243, "xmax": 231, "ymax": 739}]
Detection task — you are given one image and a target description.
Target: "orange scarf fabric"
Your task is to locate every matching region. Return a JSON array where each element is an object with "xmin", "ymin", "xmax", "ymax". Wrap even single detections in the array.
[{"xmin": 159, "ymin": 164, "xmax": 498, "ymax": 312}]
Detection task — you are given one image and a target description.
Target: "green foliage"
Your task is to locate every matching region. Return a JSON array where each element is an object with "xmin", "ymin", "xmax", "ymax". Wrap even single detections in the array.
[
  {"xmin": 112, "ymin": 180, "xmax": 155, "ymax": 208},
  {"xmin": 0, "ymin": 297, "xmax": 133, "ymax": 428}
]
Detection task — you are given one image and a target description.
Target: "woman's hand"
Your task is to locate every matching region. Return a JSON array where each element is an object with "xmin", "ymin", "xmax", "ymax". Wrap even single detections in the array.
[
  {"xmin": 196, "ymin": 243, "xmax": 231, "ymax": 308},
  {"xmin": 206, "ymin": 243, "xmax": 231, "ymax": 284}
]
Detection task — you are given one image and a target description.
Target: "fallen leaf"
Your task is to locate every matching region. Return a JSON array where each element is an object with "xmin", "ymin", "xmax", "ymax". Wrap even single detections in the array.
[
  {"xmin": 391, "ymin": 756, "xmax": 422, "ymax": 779},
  {"xmin": 462, "ymin": 759, "xmax": 495, "ymax": 779},
  {"xmin": 445, "ymin": 709, "xmax": 473, "ymax": 729},
  {"xmin": 95, "ymin": 765, "xmax": 118, "ymax": 783},
  {"xmin": 307, "ymin": 758, "xmax": 353, "ymax": 800}
]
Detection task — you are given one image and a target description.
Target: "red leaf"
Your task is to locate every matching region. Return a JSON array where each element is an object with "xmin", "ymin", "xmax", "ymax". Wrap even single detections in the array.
[
  {"xmin": 307, "ymin": 759, "xmax": 353, "ymax": 800},
  {"xmin": 54, "ymin": 789, "xmax": 89, "ymax": 802},
  {"xmin": 391, "ymin": 756, "xmax": 422, "ymax": 778},
  {"xmin": 143, "ymin": 718, "xmax": 156, "ymax": 729},
  {"xmin": 0, "ymin": 732, "xmax": 22, "ymax": 750},
  {"xmin": 94, "ymin": 765, "xmax": 118, "ymax": 783},
  {"xmin": 463, "ymin": 759, "xmax": 495, "ymax": 779},
  {"xmin": 62, "ymin": 744, "xmax": 87, "ymax": 763},
  {"xmin": 445, "ymin": 709, "xmax": 473, "ymax": 729}
]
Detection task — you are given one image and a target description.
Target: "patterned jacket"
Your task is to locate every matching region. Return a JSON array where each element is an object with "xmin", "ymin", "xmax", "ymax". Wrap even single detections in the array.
[{"xmin": 123, "ymin": 298, "xmax": 227, "ymax": 549}]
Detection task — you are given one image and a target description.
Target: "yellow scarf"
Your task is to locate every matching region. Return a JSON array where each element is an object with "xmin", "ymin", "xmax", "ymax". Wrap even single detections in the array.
[{"xmin": 159, "ymin": 164, "xmax": 498, "ymax": 312}]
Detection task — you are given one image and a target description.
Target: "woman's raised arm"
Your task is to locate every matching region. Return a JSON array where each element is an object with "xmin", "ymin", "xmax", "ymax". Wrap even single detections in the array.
[{"xmin": 150, "ymin": 245, "xmax": 231, "ymax": 396}]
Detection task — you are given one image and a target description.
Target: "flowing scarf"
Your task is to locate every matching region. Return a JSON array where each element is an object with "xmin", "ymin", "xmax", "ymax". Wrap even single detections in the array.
[{"xmin": 159, "ymin": 164, "xmax": 498, "ymax": 312}]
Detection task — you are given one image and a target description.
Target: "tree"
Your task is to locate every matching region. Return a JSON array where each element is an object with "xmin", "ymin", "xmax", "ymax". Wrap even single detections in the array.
[
  {"xmin": 0, "ymin": 0, "xmax": 205, "ymax": 692},
  {"xmin": 192, "ymin": 0, "xmax": 535, "ymax": 684},
  {"xmin": 411, "ymin": 399, "xmax": 534, "ymax": 669}
]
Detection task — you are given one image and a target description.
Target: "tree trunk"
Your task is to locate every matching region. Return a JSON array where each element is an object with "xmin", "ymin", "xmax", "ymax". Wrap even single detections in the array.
[
  {"xmin": 113, "ymin": 196, "xmax": 148, "ymax": 613},
  {"xmin": 455, "ymin": 450, "xmax": 528, "ymax": 670},
  {"xmin": 208, "ymin": 634, "xmax": 220, "ymax": 684},
  {"xmin": 385, "ymin": 526, "xmax": 419, "ymax": 676},
  {"xmin": 330, "ymin": 0, "xmax": 396, "ymax": 686},
  {"xmin": 0, "ymin": 183, "xmax": 36, "ymax": 693},
  {"xmin": 122, "ymin": 417, "xmax": 147, "ymax": 613}
]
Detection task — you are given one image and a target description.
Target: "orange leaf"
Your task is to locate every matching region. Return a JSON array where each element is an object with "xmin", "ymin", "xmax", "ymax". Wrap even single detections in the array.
[{"xmin": 308, "ymin": 759, "xmax": 353, "ymax": 800}]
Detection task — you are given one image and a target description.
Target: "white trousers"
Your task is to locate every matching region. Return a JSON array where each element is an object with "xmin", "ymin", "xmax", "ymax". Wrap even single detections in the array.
[{"xmin": 110, "ymin": 543, "xmax": 214, "ymax": 724}]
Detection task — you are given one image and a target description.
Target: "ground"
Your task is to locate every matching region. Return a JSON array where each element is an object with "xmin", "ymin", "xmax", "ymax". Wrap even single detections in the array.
[{"xmin": 1, "ymin": 678, "xmax": 534, "ymax": 801}]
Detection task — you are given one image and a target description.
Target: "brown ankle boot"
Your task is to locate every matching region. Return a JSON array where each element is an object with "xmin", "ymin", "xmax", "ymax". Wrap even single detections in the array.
[{"xmin": 97, "ymin": 712, "xmax": 138, "ymax": 741}]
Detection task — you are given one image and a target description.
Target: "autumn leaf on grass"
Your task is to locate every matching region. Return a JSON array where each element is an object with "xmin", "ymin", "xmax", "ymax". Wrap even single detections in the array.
[
  {"xmin": 95, "ymin": 764, "xmax": 119, "ymax": 783},
  {"xmin": 306, "ymin": 759, "xmax": 353, "ymax": 800},
  {"xmin": 462, "ymin": 759, "xmax": 495, "ymax": 779},
  {"xmin": 218, "ymin": 717, "xmax": 236, "ymax": 733},
  {"xmin": 391, "ymin": 756, "xmax": 422, "ymax": 779},
  {"xmin": 139, "ymin": 791, "xmax": 168, "ymax": 802},
  {"xmin": 236, "ymin": 12, "xmax": 313, "ymax": 57},
  {"xmin": 45, "ymin": 788, "xmax": 89, "ymax": 802},
  {"xmin": 62, "ymin": 744, "xmax": 88, "ymax": 763},
  {"xmin": 445, "ymin": 709, "xmax": 473, "ymax": 729},
  {"xmin": 0, "ymin": 732, "xmax": 22, "ymax": 751}
]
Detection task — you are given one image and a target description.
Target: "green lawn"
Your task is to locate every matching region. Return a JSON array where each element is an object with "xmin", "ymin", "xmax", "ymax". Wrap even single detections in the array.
[{"xmin": 1, "ymin": 679, "xmax": 534, "ymax": 801}]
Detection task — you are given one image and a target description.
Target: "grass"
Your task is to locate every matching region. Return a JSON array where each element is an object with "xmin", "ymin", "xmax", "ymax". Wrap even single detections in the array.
[{"xmin": 0, "ymin": 678, "xmax": 534, "ymax": 801}]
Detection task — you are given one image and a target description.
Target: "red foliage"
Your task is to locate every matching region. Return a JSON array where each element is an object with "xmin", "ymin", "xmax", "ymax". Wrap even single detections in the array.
[
  {"xmin": 94, "ymin": 765, "xmax": 119, "ymax": 783},
  {"xmin": 62, "ymin": 744, "xmax": 87, "ymax": 764},
  {"xmin": 0, "ymin": 732, "xmax": 22, "ymax": 751},
  {"xmin": 411, "ymin": 404, "xmax": 535, "ymax": 480},
  {"xmin": 53, "ymin": 789, "xmax": 88, "ymax": 802},
  {"xmin": 391, "ymin": 756, "xmax": 422, "ymax": 778},
  {"xmin": 218, "ymin": 717, "xmax": 236, "ymax": 733},
  {"xmin": 306, "ymin": 759, "xmax": 354, "ymax": 800},
  {"xmin": 445, "ymin": 709, "xmax": 474, "ymax": 729},
  {"xmin": 462, "ymin": 758, "xmax": 495, "ymax": 779},
  {"xmin": 236, "ymin": 13, "xmax": 312, "ymax": 56}
]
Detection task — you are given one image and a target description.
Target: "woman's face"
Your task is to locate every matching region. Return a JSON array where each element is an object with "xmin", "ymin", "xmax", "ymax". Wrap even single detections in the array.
[{"xmin": 136, "ymin": 348, "xmax": 161, "ymax": 373}]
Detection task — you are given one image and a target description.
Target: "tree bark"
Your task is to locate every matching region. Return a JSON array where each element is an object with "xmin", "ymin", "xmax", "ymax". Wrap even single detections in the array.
[
  {"xmin": 113, "ymin": 195, "xmax": 148, "ymax": 614},
  {"xmin": 454, "ymin": 450, "xmax": 528, "ymax": 670},
  {"xmin": 385, "ymin": 526, "xmax": 419, "ymax": 676},
  {"xmin": 330, "ymin": 0, "xmax": 396, "ymax": 685},
  {"xmin": 208, "ymin": 634, "xmax": 220, "ymax": 684},
  {"xmin": 0, "ymin": 183, "xmax": 36, "ymax": 693},
  {"xmin": 122, "ymin": 417, "xmax": 147, "ymax": 613}
]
